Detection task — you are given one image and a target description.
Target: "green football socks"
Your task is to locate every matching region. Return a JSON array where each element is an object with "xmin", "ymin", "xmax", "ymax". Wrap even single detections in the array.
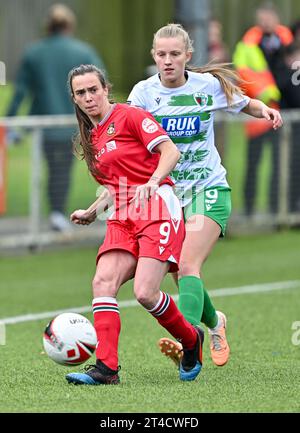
[
  {"xmin": 178, "ymin": 275, "xmax": 218, "ymax": 329},
  {"xmin": 178, "ymin": 276, "xmax": 204, "ymax": 325},
  {"xmin": 201, "ymin": 287, "xmax": 218, "ymax": 328}
]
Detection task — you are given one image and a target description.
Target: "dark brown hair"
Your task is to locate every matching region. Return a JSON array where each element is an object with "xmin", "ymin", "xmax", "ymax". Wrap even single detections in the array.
[{"xmin": 68, "ymin": 64, "xmax": 111, "ymax": 176}]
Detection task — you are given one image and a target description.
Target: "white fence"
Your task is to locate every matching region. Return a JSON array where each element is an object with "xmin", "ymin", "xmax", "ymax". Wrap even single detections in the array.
[
  {"xmin": 0, "ymin": 111, "xmax": 299, "ymax": 250},
  {"xmin": 0, "ymin": 114, "xmax": 105, "ymax": 250}
]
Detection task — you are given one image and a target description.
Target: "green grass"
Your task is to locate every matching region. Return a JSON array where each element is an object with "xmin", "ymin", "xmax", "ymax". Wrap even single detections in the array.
[{"xmin": 0, "ymin": 230, "xmax": 300, "ymax": 413}]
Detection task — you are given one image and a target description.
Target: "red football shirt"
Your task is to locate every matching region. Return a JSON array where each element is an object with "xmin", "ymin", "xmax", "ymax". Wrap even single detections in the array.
[{"xmin": 90, "ymin": 103, "xmax": 173, "ymax": 207}]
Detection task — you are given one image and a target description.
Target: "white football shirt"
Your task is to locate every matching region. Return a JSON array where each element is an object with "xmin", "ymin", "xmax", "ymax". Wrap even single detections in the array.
[{"xmin": 128, "ymin": 71, "xmax": 250, "ymax": 206}]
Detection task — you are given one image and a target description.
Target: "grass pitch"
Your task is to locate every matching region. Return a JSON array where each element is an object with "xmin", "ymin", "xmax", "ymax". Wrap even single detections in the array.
[{"xmin": 0, "ymin": 230, "xmax": 300, "ymax": 413}]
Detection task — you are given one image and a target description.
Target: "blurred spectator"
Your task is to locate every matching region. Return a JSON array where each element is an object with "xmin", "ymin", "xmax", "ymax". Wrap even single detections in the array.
[
  {"xmin": 274, "ymin": 42, "xmax": 300, "ymax": 212},
  {"xmin": 208, "ymin": 18, "xmax": 230, "ymax": 161},
  {"xmin": 233, "ymin": 2, "xmax": 293, "ymax": 216},
  {"xmin": 208, "ymin": 18, "xmax": 230, "ymax": 63},
  {"xmin": 7, "ymin": 4, "xmax": 105, "ymax": 231}
]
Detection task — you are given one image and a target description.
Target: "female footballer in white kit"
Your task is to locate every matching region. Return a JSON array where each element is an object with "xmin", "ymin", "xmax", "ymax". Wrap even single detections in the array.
[{"xmin": 127, "ymin": 23, "xmax": 283, "ymax": 368}]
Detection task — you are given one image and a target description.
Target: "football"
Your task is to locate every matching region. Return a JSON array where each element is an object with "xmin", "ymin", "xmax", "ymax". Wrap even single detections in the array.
[{"xmin": 43, "ymin": 312, "xmax": 97, "ymax": 366}]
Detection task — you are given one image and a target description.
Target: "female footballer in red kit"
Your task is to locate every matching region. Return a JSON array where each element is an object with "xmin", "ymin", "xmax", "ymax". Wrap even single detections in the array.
[{"xmin": 65, "ymin": 64, "xmax": 204, "ymax": 385}]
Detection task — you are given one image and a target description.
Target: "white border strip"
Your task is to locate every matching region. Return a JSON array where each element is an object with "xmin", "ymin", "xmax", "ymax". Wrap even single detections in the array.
[{"xmin": 1, "ymin": 280, "xmax": 300, "ymax": 325}]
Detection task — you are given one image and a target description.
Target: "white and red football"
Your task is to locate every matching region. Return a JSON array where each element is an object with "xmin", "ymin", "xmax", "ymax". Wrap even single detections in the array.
[{"xmin": 43, "ymin": 312, "xmax": 97, "ymax": 366}]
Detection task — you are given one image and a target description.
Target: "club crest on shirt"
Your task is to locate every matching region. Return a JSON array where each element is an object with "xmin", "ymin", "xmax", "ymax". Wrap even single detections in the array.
[
  {"xmin": 194, "ymin": 92, "xmax": 208, "ymax": 107},
  {"xmin": 142, "ymin": 118, "xmax": 159, "ymax": 133},
  {"xmin": 106, "ymin": 122, "xmax": 115, "ymax": 136}
]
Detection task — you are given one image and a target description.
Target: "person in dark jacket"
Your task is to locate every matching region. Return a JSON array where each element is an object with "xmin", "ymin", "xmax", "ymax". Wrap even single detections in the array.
[
  {"xmin": 7, "ymin": 4, "xmax": 105, "ymax": 231},
  {"xmin": 233, "ymin": 2, "xmax": 293, "ymax": 216},
  {"xmin": 274, "ymin": 41, "xmax": 300, "ymax": 212}
]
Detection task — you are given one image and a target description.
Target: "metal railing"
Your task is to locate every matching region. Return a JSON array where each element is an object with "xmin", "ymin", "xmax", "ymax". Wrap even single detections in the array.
[{"xmin": 0, "ymin": 110, "xmax": 299, "ymax": 250}]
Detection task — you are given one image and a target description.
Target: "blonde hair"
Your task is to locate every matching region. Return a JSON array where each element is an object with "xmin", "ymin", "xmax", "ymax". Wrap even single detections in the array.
[
  {"xmin": 152, "ymin": 23, "xmax": 194, "ymax": 54},
  {"xmin": 152, "ymin": 23, "xmax": 244, "ymax": 104},
  {"xmin": 46, "ymin": 4, "xmax": 77, "ymax": 34}
]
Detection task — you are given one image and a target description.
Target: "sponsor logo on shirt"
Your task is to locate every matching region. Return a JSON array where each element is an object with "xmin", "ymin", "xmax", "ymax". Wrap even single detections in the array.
[
  {"xmin": 106, "ymin": 140, "xmax": 117, "ymax": 152},
  {"xmin": 161, "ymin": 116, "xmax": 201, "ymax": 138},
  {"xmin": 95, "ymin": 140, "xmax": 117, "ymax": 160},
  {"xmin": 155, "ymin": 97, "xmax": 161, "ymax": 105},
  {"xmin": 142, "ymin": 118, "xmax": 159, "ymax": 133}
]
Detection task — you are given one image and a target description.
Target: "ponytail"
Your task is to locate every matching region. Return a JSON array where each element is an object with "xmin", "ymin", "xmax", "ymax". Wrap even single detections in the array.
[{"xmin": 187, "ymin": 62, "xmax": 245, "ymax": 105}]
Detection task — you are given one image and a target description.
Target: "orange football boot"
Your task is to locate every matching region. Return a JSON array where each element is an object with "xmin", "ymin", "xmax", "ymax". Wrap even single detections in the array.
[{"xmin": 208, "ymin": 311, "xmax": 230, "ymax": 366}]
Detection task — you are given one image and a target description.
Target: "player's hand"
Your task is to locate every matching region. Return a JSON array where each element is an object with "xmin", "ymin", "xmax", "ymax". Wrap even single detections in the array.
[
  {"xmin": 262, "ymin": 107, "xmax": 283, "ymax": 130},
  {"xmin": 130, "ymin": 179, "xmax": 159, "ymax": 208},
  {"xmin": 70, "ymin": 209, "xmax": 96, "ymax": 225}
]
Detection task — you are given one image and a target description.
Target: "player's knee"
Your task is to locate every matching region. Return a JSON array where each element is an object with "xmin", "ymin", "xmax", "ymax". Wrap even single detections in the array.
[
  {"xmin": 134, "ymin": 284, "xmax": 156, "ymax": 309},
  {"xmin": 178, "ymin": 259, "xmax": 203, "ymax": 278}
]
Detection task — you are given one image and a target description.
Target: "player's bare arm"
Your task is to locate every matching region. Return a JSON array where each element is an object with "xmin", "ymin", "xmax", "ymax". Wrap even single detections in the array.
[
  {"xmin": 242, "ymin": 98, "xmax": 283, "ymax": 130},
  {"xmin": 70, "ymin": 188, "xmax": 112, "ymax": 225}
]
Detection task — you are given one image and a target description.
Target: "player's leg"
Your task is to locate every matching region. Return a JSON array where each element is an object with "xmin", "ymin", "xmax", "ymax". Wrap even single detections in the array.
[
  {"xmin": 178, "ymin": 213, "xmax": 221, "ymax": 324},
  {"xmin": 159, "ymin": 188, "xmax": 230, "ymax": 367},
  {"xmin": 182, "ymin": 217, "xmax": 230, "ymax": 366},
  {"xmin": 92, "ymin": 250, "xmax": 137, "ymax": 370},
  {"xmin": 67, "ymin": 220, "xmax": 138, "ymax": 385},
  {"xmin": 133, "ymin": 185, "xmax": 204, "ymax": 381},
  {"xmin": 133, "ymin": 257, "xmax": 204, "ymax": 381},
  {"xmin": 159, "ymin": 216, "xmax": 229, "ymax": 367},
  {"xmin": 66, "ymin": 249, "xmax": 137, "ymax": 385},
  {"xmin": 171, "ymin": 271, "xmax": 179, "ymax": 287}
]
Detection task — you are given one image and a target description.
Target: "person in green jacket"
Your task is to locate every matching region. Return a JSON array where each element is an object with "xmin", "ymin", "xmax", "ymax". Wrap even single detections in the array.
[{"xmin": 7, "ymin": 4, "xmax": 105, "ymax": 231}]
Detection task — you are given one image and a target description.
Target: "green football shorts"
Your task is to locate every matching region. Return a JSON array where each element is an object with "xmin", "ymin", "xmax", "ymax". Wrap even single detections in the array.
[{"xmin": 183, "ymin": 186, "xmax": 232, "ymax": 236}]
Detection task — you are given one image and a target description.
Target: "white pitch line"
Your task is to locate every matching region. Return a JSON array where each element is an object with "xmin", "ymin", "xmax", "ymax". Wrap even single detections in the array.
[{"xmin": 1, "ymin": 280, "xmax": 300, "ymax": 325}]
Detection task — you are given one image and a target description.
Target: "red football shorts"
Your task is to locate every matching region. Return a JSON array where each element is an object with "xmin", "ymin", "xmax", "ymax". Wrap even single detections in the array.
[{"xmin": 97, "ymin": 185, "xmax": 185, "ymax": 272}]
